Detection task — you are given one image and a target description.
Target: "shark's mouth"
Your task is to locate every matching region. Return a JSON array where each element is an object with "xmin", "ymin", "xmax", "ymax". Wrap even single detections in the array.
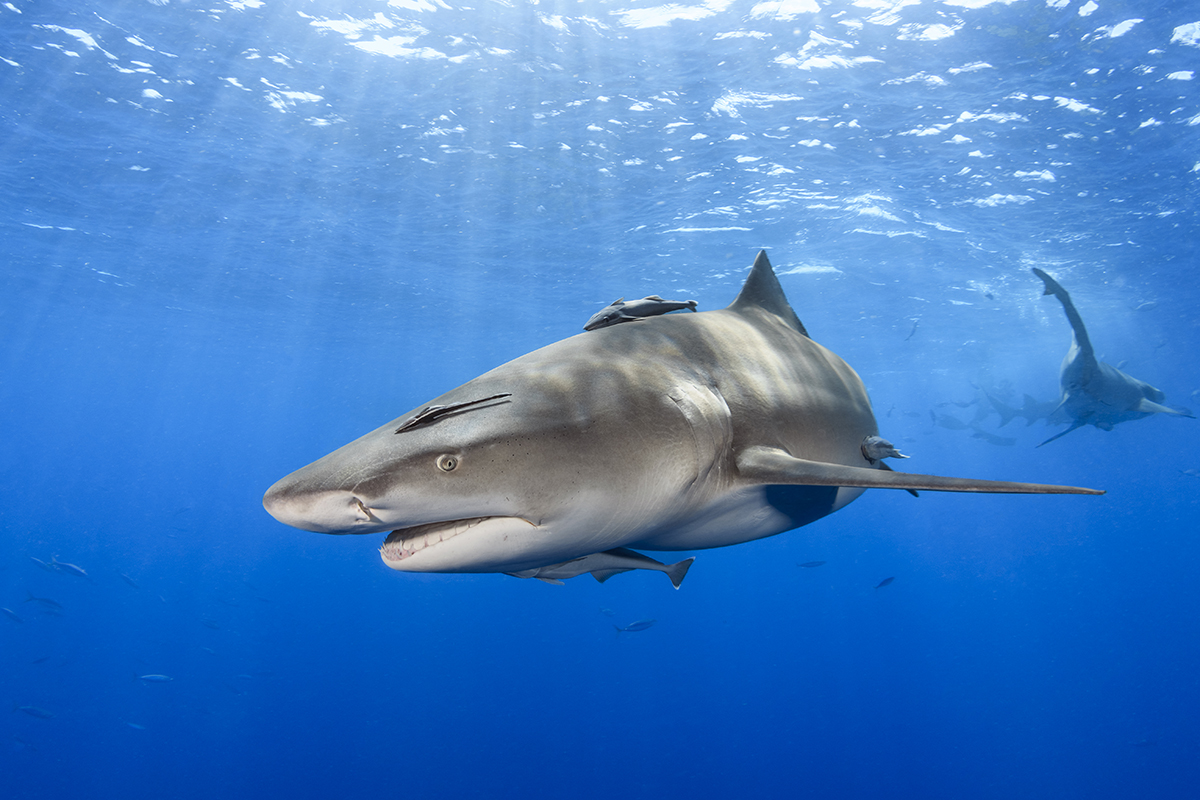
[{"xmin": 379, "ymin": 517, "xmax": 534, "ymax": 564}]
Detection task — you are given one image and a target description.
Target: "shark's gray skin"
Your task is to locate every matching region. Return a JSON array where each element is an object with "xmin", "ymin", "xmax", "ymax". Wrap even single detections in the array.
[
  {"xmin": 1032, "ymin": 268, "xmax": 1193, "ymax": 447},
  {"xmin": 505, "ymin": 547, "xmax": 693, "ymax": 587},
  {"xmin": 263, "ymin": 251, "xmax": 1103, "ymax": 587},
  {"xmin": 584, "ymin": 295, "xmax": 698, "ymax": 331}
]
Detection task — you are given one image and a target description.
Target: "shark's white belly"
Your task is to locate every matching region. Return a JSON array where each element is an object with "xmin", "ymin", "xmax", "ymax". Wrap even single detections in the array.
[{"xmin": 628, "ymin": 483, "xmax": 866, "ymax": 551}]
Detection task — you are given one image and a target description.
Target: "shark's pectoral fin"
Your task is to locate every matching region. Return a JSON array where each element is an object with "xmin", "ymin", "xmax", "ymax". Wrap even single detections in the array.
[
  {"xmin": 1137, "ymin": 398, "xmax": 1195, "ymax": 418},
  {"xmin": 879, "ymin": 461, "xmax": 919, "ymax": 497},
  {"xmin": 736, "ymin": 446, "xmax": 1103, "ymax": 495},
  {"xmin": 1037, "ymin": 421, "xmax": 1087, "ymax": 447}
]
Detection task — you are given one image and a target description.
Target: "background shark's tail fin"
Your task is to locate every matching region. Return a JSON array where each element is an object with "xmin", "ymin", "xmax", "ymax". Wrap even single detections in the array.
[
  {"xmin": 729, "ymin": 250, "xmax": 809, "ymax": 337},
  {"xmin": 986, "ymin": 390, "xmax": 1019, "ymax": 428}
]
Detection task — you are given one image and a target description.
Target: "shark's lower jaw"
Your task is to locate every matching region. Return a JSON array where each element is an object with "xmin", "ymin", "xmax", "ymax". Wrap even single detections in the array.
[
  {"xmin": 379, "ymin": 516, "xmax": 538, "ymax": 572},
  {"xmin": 380, "ymin": 518, "xmax": 491, "ymax": 562}
]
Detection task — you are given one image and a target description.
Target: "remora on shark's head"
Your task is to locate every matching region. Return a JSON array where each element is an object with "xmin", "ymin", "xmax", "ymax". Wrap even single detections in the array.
[{"xmin": 263, "ymin": 251, "xmax": 1103, "ymax": 587}]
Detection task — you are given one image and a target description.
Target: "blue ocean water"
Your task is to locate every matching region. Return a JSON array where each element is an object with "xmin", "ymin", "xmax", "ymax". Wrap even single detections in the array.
[{"xmin": 2, "ymin": 0, "xmax": 1199, "ymax": 796}]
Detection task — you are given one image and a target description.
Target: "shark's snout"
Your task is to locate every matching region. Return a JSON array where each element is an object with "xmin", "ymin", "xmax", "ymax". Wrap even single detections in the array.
[{"xmin": 262, "ymin": 482, "xmax": 390, "ymax": 534}]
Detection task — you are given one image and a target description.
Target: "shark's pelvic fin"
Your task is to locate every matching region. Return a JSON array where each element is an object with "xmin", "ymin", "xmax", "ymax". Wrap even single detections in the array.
[{"xmin": 736, "ymin": 445, "xmax": 1104, "ymax": 495}]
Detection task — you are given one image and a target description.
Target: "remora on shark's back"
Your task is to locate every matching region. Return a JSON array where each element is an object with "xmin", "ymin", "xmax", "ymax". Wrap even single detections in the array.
[
  {"xmin": 263, "ymin": 251, "xmax": 1103, "ymax": 587},
  {"xmin": 1032, "ymin": 268, "xmax": 1193, "ymax": 446}
]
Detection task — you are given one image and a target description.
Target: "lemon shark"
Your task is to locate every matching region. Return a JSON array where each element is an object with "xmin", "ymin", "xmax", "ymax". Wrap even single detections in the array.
[
  {"xmin": 263, "ymin": 252, "xmax": 1102, "ymax": 587},
  {"xmin": 1032, "ymin": 268, "xmax": 1193, "ymax": 446}
]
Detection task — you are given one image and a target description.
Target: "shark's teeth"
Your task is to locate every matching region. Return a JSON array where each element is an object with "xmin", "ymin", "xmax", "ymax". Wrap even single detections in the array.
[{"xmin": 379, "ymin": 517, "xmax": 492, "ymax": 562}]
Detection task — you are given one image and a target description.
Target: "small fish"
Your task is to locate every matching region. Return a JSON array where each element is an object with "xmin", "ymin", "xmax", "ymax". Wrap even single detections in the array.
[
  {"xmin": 584, "ymin": 295, "xmax": 698, "ymax": 331},
  {"xmin": 1, "ymin": 607, "xmax": 23, "ymax": 623},
  {"xmin": 970, "ymin": 428, "xmax": 1017, "ymax": 447},
  {"xmin": 861, "ymin": 435, "xmax": 908, "ymax": 463},
  {"xmin": 614, "ymin": 618, "xmax": 657, "ymax": 633},
  {"xmin": 201, "ymin": 619, "xmax": 220, "ymax": 630},
  {"xmin": 874, "ymin": 577, "xmax": 895, "ymax": 589},
  {"xmin": 136, "ymin": 674, "xmax": 174, "ymax": 683},
  {"xmin": 50, "ymin": 556, "xmax": 88, "ymax": 578},
  {"xmin": 28, "ymin": 556, "xmax": 54, "ymax": 572},
  {"xmin": 11, "ymin": 735, "xmax": 38, "ymax": 752},
  {"xmin": 598, "ymin": 607, "xmax": 615, "ymax": 617},
  {"xmin": 119, "ymin": 573, "xmax": 140, "ymax": 589},
  {"xmin": 14, "ymin": 704, "xmax": 55, "ymax": 719},
  {"xmin": 931, "ymin": 411, "xmax": 970, "ymax": 431},
  {"xmin": 798, "ymin": 561, "xmax": 826, "ymax": 568},
  {"xmin": 1180, "ymin": 469, "xmax": 1200, "ymax": 478},
  {"xmin": 24, "ymin": 591, "xmax": 63, "ymax": 611},
  {"xmin": 903, "ymin": 319, "xmax": 919, "ymax": 341},
  {"xmin": 127, "ymin": 722, "xmax": 146, "ymax": 730}
]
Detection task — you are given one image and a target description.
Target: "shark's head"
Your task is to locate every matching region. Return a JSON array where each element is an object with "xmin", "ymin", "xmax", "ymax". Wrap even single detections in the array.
[{"xmin": 263, "ymin": 337, "xmax": 715, "ymax": 573}]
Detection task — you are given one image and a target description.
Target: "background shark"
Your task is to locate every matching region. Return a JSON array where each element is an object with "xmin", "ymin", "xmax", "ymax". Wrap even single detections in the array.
[
  {"xmin": 263, "ymin": 252, "xmax": 1102, "ymax": 586},
  {"xmin": 1032, "ymin": 268, "xmax": 1193, "ymax": 446}
]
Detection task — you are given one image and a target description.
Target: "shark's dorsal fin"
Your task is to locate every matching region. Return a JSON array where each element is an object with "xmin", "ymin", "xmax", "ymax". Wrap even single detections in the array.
[{"xmin": 728, "ymin": 250, "xmax": 809, "ymax": 337}]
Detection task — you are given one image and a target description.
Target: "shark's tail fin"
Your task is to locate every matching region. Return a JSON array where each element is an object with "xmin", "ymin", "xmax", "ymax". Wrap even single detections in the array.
[
  {"xmin": 1032, "ymin": 267, "xmax": 1095, "ymax": 357},
  {"xmin": 665, "ymin": 557, "xmax": 695, "ymax": 590},
  {"xmin": 986, "ymin": 391, "xmax": 1019, "ymax": 428},
  {"xmin": 1022, "ymin": 395, "xmax": 1045, "ymax": 426},
  {"xmin": 1033, "ymin": 267, "xmax": 1068, "ymax": 299}
]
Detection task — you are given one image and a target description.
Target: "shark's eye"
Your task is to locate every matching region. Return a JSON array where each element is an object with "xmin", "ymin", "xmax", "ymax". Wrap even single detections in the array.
[{"xmin": 436, "ymin": 455, "xmax": 459, "ymax": 472}]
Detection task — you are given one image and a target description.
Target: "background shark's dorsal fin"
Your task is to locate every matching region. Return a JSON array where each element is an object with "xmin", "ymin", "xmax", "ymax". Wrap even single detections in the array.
[{"xmin": 729, "ymin": 250, "xmax": 809, "ymax": 337}]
